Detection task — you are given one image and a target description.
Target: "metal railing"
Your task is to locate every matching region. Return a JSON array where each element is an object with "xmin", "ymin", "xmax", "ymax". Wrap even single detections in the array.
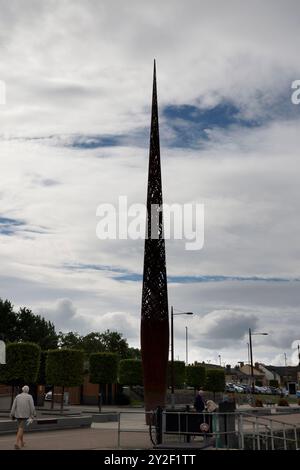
[
  {"xmin": 238, "ymin": 412, "xmax": 299, "ymax": 450},
  {"xmin": 115, "ymin": 409, "xmax": 300, "ymax": 450},
  {"xmin": 160, "ymin": 410, "xmax": 238, "ymax": 449}
]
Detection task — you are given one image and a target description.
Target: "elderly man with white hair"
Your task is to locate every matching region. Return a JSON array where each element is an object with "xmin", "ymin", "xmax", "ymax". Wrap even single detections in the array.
[{"xmin": 10, "ymin": 385, "xmax": 36, "ymax": 450}]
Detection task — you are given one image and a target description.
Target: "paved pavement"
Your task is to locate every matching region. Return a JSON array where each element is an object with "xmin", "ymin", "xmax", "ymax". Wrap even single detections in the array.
[
  {"xmin": 0, "ymin": 428, "xmax": 152, "ymax": 450},
  {"xmin": 0, "ymin": 406, "xmax": 152, "ymax": 450},
  {"xmin": 1, "ymin": 404, "xmax": 300, "ymax": 450}
]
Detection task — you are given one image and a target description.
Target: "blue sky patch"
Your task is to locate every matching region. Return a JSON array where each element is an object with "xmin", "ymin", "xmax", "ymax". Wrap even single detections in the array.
[
  {"xmin": 64, "ymin": 263, "xmax": 299, "ymax": 283},
  {"xmin": 161, "ymin": 102, "xmax": 258, "ymax": 148},
  {"xmin": 0, "ymin": 216, "xmax": 24, "ymax": 235}
]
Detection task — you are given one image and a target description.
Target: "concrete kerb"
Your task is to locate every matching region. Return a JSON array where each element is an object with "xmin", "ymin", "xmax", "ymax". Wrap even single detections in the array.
[{"xmin": 0, "ymin": 412, "xmax": 119, "ymax": 435}]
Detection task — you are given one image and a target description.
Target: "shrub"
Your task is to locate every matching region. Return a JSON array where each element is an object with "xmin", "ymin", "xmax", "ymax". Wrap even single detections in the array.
[
  {"xmin": 37, "ymin": 351, "xmax": 48, "ymax": 385},
  {"xmin": 255, "ymin": 398, "xmax": 263, "ymax": 407},
  {"xmin": 46, "ymin": 349, "xmax": 84, "ymax": 387},
  {"xmin": 278, "ymin": 398, "xmax": 289, "ymax": 407},
  {"xmin": 119, "ymin": 359, "xmax": 143, "ymax": 386},
  {"xmin": 186, "ymin": 365, "xmax": 206, "ymax": 390},
  {"xmin": 115, "ymin": 392, "xmax": 131, "ymax": 406},
  {"xmin": 205, "ymin": 369, "xmax": 226, "ymax": 397},
  {"xmin": 167, "ymin": 361, "xmax": 186, "ymax": 388},
  {"xmin": 0, "ymin": 342, "xmax": 41, "ymax": 385},
  {"xmin": 89, "ymin": 352, "xmax": 118, "ymax": 384}
]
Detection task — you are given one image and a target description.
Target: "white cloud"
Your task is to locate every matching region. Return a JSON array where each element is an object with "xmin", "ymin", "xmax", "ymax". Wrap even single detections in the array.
[{"xmin": 0, "ymin": 1, "xmax": 300, "ymax": 365}]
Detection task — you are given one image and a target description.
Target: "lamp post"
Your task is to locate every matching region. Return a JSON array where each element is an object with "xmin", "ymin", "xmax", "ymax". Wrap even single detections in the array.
[
  {"xmin": 218, "ymin": 354, "xmax": 222, "ymax": 367},
  {"xmin": 185, "ymin": 326, "xmax": 188, "ymax": 365},
  {"xmin": 249, "ymin": 328, "xmax": 268, "ymax": 394},
  {"xmin": 171, "ymin": 306, "xmax": 193, "ymax": 407}
]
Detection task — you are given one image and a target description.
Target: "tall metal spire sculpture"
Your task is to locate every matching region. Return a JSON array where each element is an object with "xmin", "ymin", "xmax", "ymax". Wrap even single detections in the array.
[{"xmin": 141, "ymin": 61, "xmax": 169, "ymax": 412}]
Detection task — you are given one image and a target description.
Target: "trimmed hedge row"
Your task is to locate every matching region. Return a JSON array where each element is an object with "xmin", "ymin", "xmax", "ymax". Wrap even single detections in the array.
[
  {"xmin": 0, "ymin": 342, "xmax": 41, "ymax": 385},
  {"xmin": 0, "ymin": 344, "xmax": 226, "ymax": 396}
]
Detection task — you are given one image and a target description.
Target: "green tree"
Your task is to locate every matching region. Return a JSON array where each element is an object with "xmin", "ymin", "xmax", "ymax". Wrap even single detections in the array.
[
  {"xmin": 57, "ymin": 331, "xmax": 83, "ymax": 349},
  {"xmin": 119, "ymin": 359, "xmax": 143, "ymax": 386},
  {"xmin": 205, "ymin": 369, "xmax": 225, "ymax": 399},
  {"xmin": 0, "ymin": 298, "xmax": 57, "ymax": 349},
  {"xmin": 167, "ymin": 361, "xmax": 186, "ymax": 388},
  {"xmin": 89, "ymin": 352, "xmax": 119, "ymax": 384},
  {"xmin": 37, "ymin": 351, "xmax": 48, "ymax": 385},
  {"xmin": 59, "ymin": 330, "xmax": 138, "ymax": 359},
  {"xmin": 46, "ymin": 349, "xmax": 84, "ymax": 411},
  {"xmin": 81, "ymin": 332, "xmax": 105, "ymax": 354},
  {"xmin": 126, "ymin": 347, "xmax": 142, "ymax": 360},
  {"xmin": 0, "ymin": 299, "xmax": 17, "ymax": 342},
  {"xmin": 16, "ymin": 307, "xmax": 57, "ymax": 349},
  {"xmin": 186, "ymin": 364, "xmax": 206, "ymax": 390},
  {"xmin": 98, "ymin": 330, "xmax": 129, "ymax": 358},
  {"xmin": 0, "ymin": 342, "xmax": 41, "ymax": 406},
  {"xmin": 89, "ymin": 352, "xmax": 119, "ymax": 407}
]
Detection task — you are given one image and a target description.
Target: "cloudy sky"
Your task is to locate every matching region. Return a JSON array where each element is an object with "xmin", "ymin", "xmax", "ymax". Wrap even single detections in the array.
[{"xmin": 1, "ymin": 0, "xmax": 300, "ymax": 367}]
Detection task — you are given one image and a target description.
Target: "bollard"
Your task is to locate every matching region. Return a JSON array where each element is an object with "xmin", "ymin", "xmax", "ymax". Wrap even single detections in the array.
[
  {"xmin": 218, "ymin": 400, "xmax": 237, "ymax": 449},
  {"xmin": 98, "ymin": 392, "xmax": 102, "ymax": 412},
  {"xmin": 155, "ymin": 406, "xmax": 163, "ymax": 445}
]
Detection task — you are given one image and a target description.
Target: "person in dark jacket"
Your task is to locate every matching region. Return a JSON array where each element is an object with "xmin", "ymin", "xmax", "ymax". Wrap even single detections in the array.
[
  {"xmin": 194, "ymin": 389, "xmax": 205, "ymax": 412},
  {"xmin": 193, "ymin": 390, "xmax": 206, "ymax": 437}
]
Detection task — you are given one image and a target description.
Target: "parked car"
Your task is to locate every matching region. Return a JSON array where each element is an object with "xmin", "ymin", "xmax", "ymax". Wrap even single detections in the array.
[
  {"xmin": 45, "ymin": 390, "xmax": 52, "ymax": 401},
  {"xmin": 269, "ymin": 386, "xmax": 281, "ymax": 395},
  {"xmin": 44, "ymin": 390, "xmax": 69, "ymax": 404},
  {"xmin": 238, "ymin": 384, "xmax": 251, "ymax": 393},
  {"xmin": 233, "ymin": 384, "xmax": 244, "ymax": 393},
  {"xmin": 225, "ymin": 383, "xmax": 236, "ymax": 393}
]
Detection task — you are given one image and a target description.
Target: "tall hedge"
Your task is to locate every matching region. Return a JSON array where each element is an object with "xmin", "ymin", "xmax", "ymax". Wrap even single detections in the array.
[
  {"xmin": 37, "ymin": 351, "xmax": 48, "ymax": 385},
  {"xmin": 119, "ymin": 359, "xmax": 143, "ymax": 386},
  {"xmin": 0, "ymin": 342, "xmax": 41, "ymax": 385},
  {"xmin": 167, "ymin": 361, "xmax": 186, "ymax": 388},
  {"xmin": 89, "ymin": 352, "xmax": 118, "ymax": 384},
  {"xmin": 46, "ymin": 349, "xmax": 84, "ymax": 387},
  {"xmin": 205, "ymin": 369, "xmax": 225, "ymax": 396},
  {"xmin": 186, "ymin": 364, "xmax": 206, "ymax": 390}
]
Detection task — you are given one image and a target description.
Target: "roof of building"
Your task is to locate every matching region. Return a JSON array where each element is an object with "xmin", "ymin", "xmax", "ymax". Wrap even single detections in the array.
[
  {"xmin": 226, "ymin": 368, "xmax": 249, "ymax": 377},
  {"xmin": 263, "ymin": 365, "xmax": 300, "ymax": 376}
]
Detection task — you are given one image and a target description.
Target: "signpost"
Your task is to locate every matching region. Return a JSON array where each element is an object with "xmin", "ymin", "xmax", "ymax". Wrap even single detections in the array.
[{"xmin": 0, "ymin": 340, "xmax": 5, "ymax": 364}]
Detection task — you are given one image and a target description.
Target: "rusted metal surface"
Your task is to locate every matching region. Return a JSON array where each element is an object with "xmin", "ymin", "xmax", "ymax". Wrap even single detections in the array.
[{"xmin": 141, "ymin": 61, "xmax": 169, "ymax": 412}]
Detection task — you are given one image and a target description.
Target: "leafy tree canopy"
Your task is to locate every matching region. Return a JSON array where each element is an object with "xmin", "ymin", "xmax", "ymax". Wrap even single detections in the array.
[
  {"xmin": 0, "ymin": 298, "xmax": 140, "ymax": 359},
  {"xmin": 0, "ymin": 342, "xmax": 41, "ymax": 385},
  {"xmin": 0, "ymin": 299, "xmax": 57, "ymax": 349},
  {"xmin": 58, "ymin": 329, "xmax": 141, "ymax": 359},
  {"xmin": 46, "ymin": 349, "xmax": 84, "ymax": 387},
  {"xmin": 89, "ymin": 352, "xmax": 119, "ymax": 384}
]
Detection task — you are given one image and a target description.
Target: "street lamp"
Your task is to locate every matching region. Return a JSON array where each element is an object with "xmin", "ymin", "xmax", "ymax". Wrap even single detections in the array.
[
  {"xmin": 170, "ymin": 306, "xmax": 194, "ymax": 407},
  {"xmin": 249, "ymin": 328, "xmax": 268, "ymax": 394},
  {"xmin": 185, "ymin": 326, "xmax": 188, "ymax": 366}
]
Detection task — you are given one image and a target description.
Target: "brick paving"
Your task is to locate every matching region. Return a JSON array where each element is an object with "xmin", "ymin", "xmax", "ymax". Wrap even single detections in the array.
[
  {"xmin": 0, "ymin": 405, "xmax": 300, "ymax": 450},
  {"xmin": 0, "ymin": 427, "xmax": 152, "ymax": 450}
]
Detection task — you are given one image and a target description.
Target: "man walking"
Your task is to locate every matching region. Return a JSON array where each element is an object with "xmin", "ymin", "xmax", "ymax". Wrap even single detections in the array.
[{"xmin": 10, "ymin": 385, "xmax": 36, "ymax": 450}]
